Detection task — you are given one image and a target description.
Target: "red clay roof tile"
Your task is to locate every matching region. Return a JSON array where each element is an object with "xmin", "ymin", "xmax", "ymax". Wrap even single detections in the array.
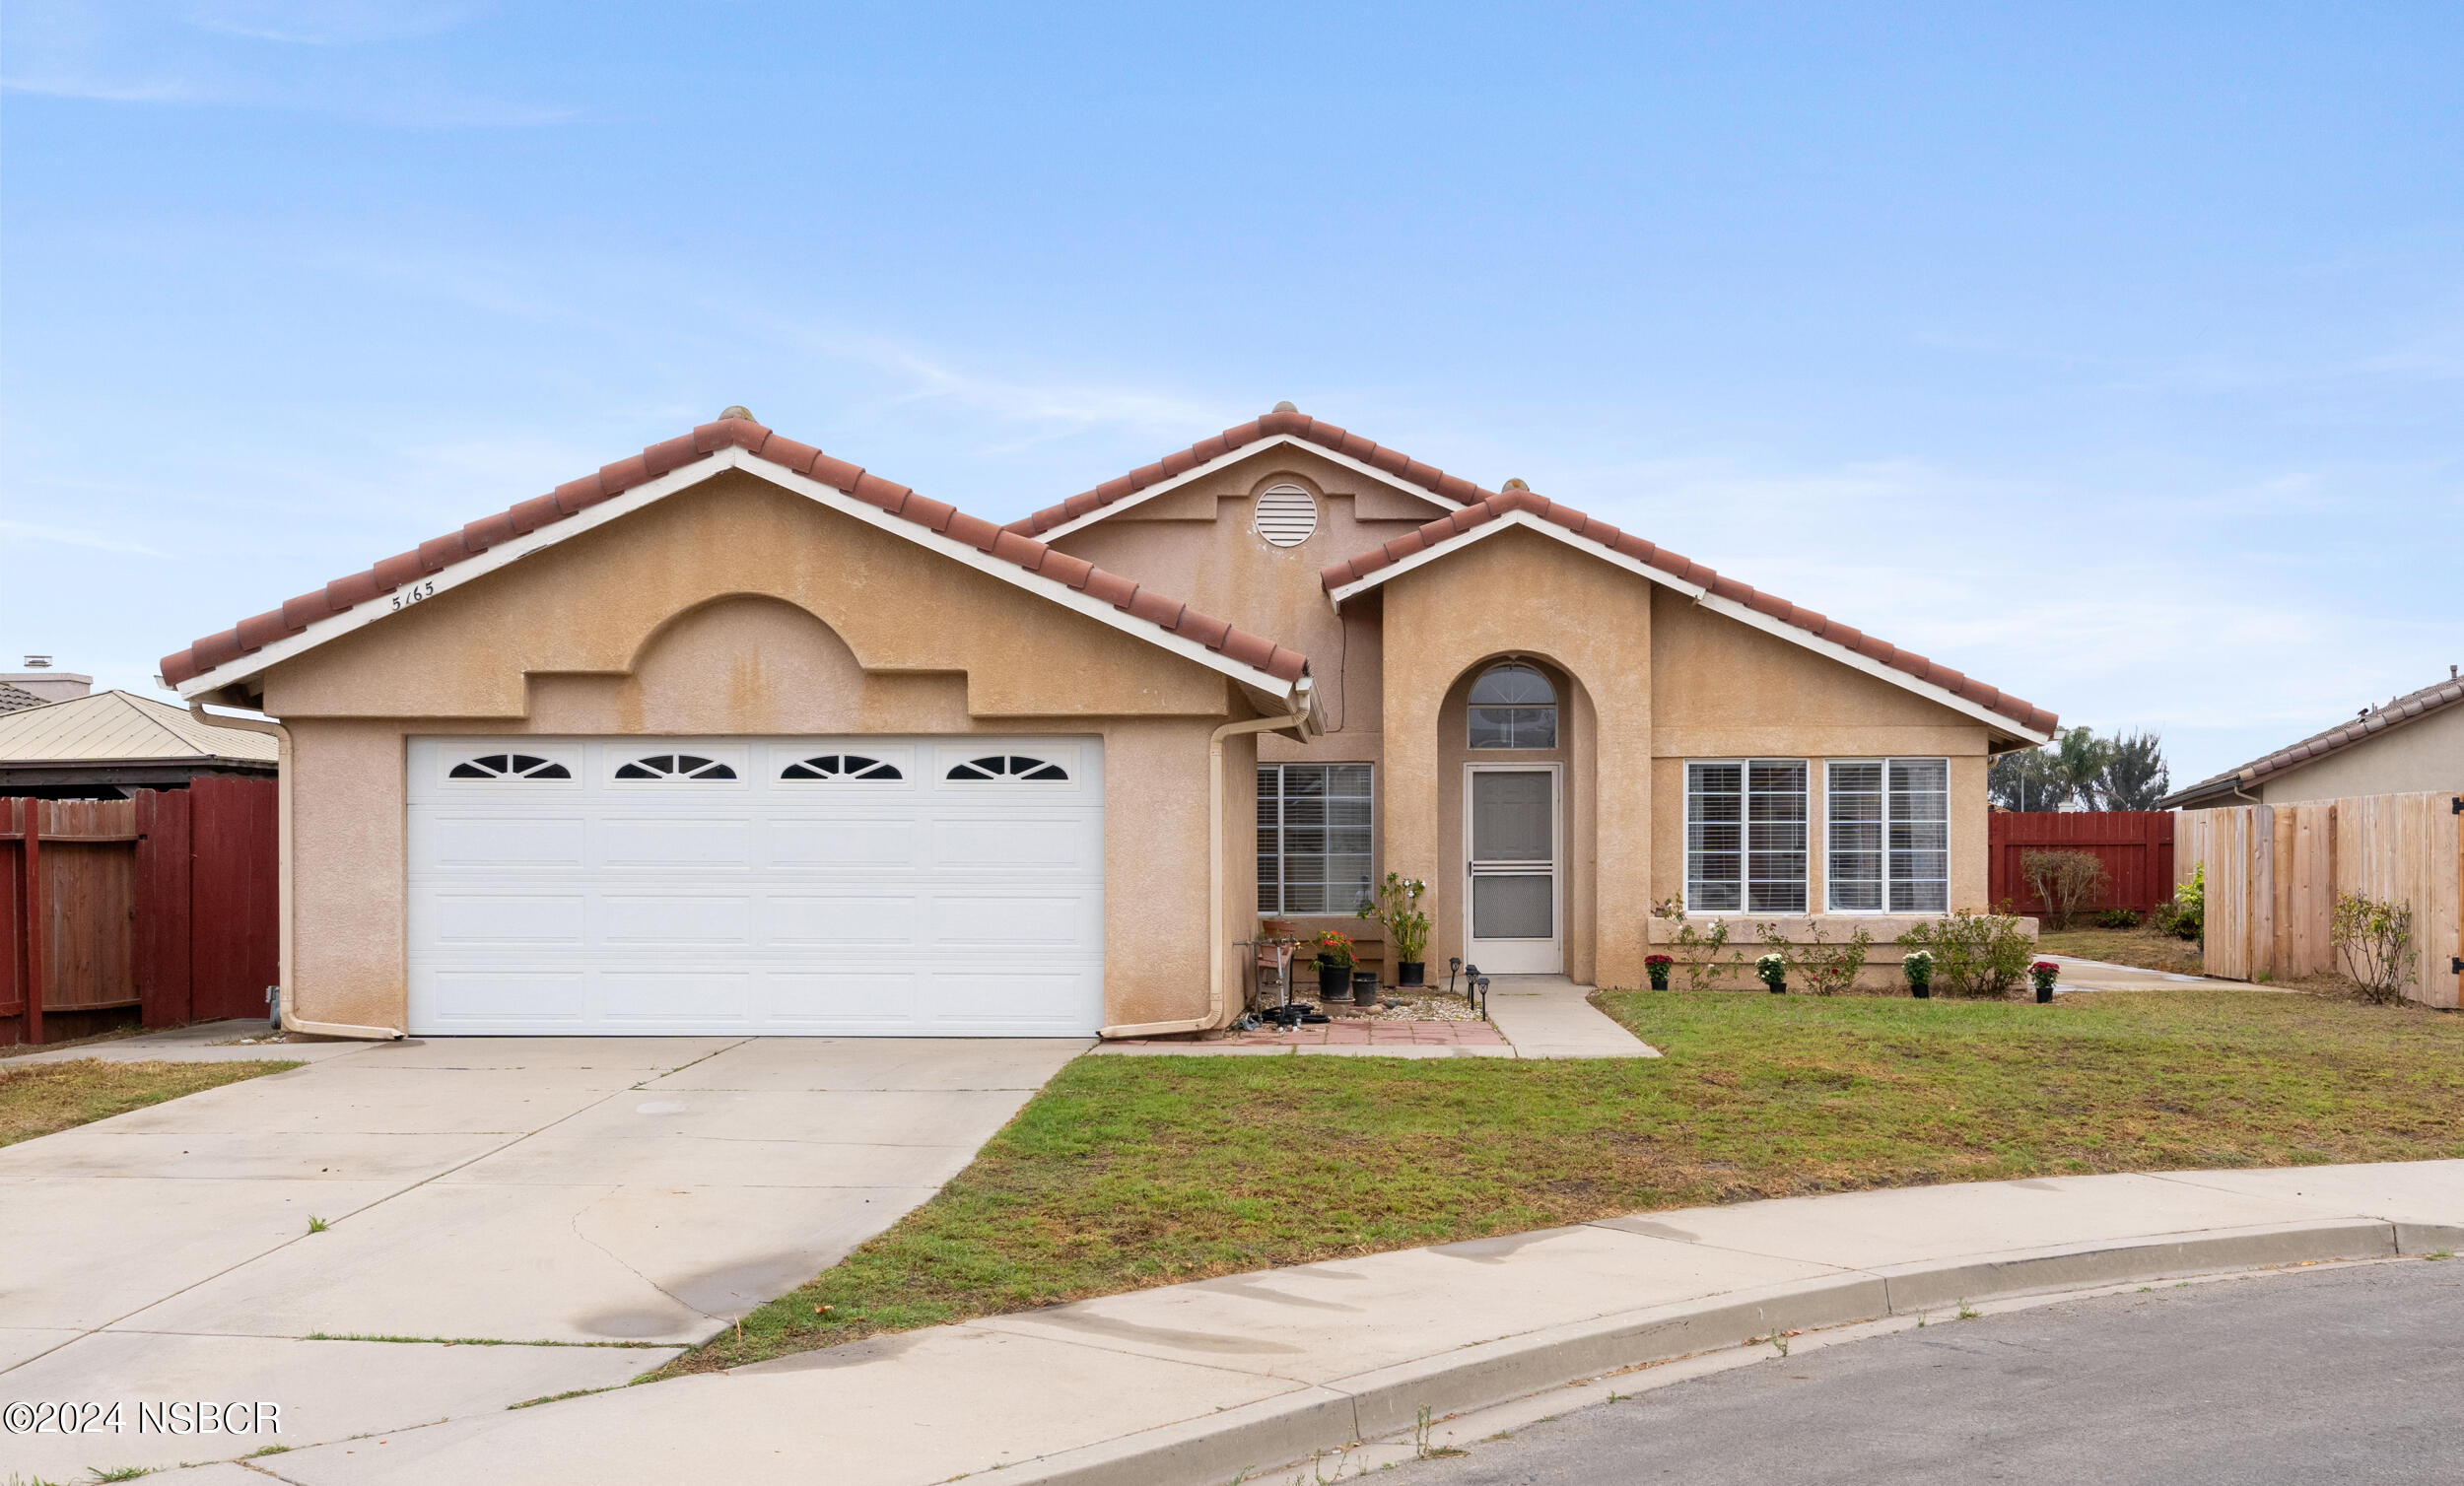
[
  {"xmin": 1003, "ymin": 405, "xmax": 1503, "ymax": 537},
  {"xmin": 161, "ymin": 417, "xmax": 1311, "ymax": 693},
  {"xmin": 1319, "ymin": 481, "xmax": 2056, "ymax": 736}
]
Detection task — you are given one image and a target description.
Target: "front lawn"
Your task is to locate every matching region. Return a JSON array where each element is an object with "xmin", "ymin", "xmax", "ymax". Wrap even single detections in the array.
[
  {"xmin": 0, "ymin": 1057, "xmax": 300, "ymax": 1147},
  {"xmin": 661, "ymin": 989, "xmax": 2464, "ymax": 1377}
]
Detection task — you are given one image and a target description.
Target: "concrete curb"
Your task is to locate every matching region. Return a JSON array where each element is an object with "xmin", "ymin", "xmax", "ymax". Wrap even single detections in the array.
[{"xmin": 1010, "ymin": 1217, "xmax": 2420, "ymax": 1486}]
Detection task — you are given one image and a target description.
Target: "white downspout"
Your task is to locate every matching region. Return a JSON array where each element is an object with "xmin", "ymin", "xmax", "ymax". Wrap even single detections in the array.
[
  {"xmin": 191, "ymin": 704, "xmax": 403, "ymax": 1040},
  {"xmin": 1098, "ymin": 688, "xmax": 1313, "ymax": 1040}
]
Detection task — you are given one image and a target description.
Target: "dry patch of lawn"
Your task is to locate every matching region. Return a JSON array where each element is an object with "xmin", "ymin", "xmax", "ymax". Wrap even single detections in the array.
[
  {"xmin": 661, "ymin": 989, "xmax": 2464, "ymax": 1378},
  {"xmin": 0, "ymin": 1057, "xmax": 300, "ymax": 1146},
  {"xmin": 2039, "ymin": 924, "xmax": 2208, "ymax": 977}
]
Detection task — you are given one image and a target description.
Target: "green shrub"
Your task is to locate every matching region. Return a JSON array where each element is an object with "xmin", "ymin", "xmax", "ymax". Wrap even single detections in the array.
[
  {"xmin": 1895, "ymin": 910, "xmax": 2034, "ymax": 997},
  {"xmin": 2096, "ymin": 908, "xmax": 2142, "ymax": 929},
  {"xmin": 2156, "ymin": 865, "xmax": 2205, "ymax": 941},
  {"xmin": 2332, "ymin": 892, "xmax": 2416, "ymax": 1005}
]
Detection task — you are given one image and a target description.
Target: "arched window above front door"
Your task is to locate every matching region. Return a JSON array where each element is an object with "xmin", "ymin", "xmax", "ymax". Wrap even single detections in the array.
[{"xmin": 1469, "ymin": 662, "xmax": 1557, "ymax": 749}]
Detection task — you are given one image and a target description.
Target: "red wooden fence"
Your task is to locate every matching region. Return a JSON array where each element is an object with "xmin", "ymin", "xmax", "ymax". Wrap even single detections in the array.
[
  {"xmin": 1988, "ymin": 811, "xmax": 2177, "ymax": 918},
  {"xmin": 4, "ymin": 777, "xmax": 277, "ymax": 1046}
]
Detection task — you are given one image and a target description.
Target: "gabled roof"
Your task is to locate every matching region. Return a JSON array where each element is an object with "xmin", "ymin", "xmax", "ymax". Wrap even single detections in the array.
[
  {"xmin": 2159, "ymin": 670, "xmax": 2464, "ymax": 808},
  {"xmin": 161, "ymin": 413, "xmax": 1314, "ymax": 708},
  {"xmin": 1319, "ymin": 484, "xmax": 2059, "ymax": 743},
  {"xmin": 0, "ymin": 682, "xmax": 44, "ymax": 714},
  {"xmin": 0, "ymin": 691, "xmax": 280, "ymax": 767},
  {"xmin": 1003, "ymin": 405, "xmax": 1489, "ymax": 542}
]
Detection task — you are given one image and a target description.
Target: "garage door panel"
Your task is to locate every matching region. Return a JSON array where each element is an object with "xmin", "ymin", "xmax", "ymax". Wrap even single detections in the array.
[
  {"xmin": 597, "ymin": 818, "xmax": 754, "ymax": 868},
  {"xmin": 763, "ymin": 973, "xmax": 925, "ymax": 1030},
  {"xmin": 600, "ymin": 972, "xmax": 754, "ymax": 1026},
  {"xmin": 428, "ymin": 894, "xmax": 587, "ymax": 946},
  {"xmin": 426, "ymin": 816, "xmax": 588, "ymax": 868},
  {"xmin": 928, "ymin": 817, "xmax": 1095, "ymax": 868},
  {"xmin": 420, "ymin": 972, "xmax": 588, "ymax": 1027},
  {"xmin": 408, "ymin": 736, "xmax": 1105, "ymax": 1037},
  {"xmin": 765, "ymin": 895, "xmax": 922, "ymax": 946},
  {"xmin": 928, "ymin": 893, "xmax": 1097, "ymax": 946},
  {"xmin": 767, "ymin": 820, "xmax": 918, "ymax": 867},
  {"xmin": 601, "ymin": 895, "xmax": 753, "ymax": 945}
]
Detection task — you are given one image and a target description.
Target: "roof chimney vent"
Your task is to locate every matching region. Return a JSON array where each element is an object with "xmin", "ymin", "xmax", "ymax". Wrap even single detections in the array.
[
  {"xmin": 719, "ymin": 405, "xmax": 754, "ymax": 422},
  {"xmin": 1270, "ymin": 400, "xmax": 1297, "ymax": 414},
  {"xmin": 24, "ymin": 655, "xmax": 50, "ymax": 668}
]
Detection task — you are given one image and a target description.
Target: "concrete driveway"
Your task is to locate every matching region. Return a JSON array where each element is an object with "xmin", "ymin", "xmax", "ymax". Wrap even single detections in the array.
[{"xmin": 0, "ymin": 1024, "xmax": 1085, "ymax": 1477}]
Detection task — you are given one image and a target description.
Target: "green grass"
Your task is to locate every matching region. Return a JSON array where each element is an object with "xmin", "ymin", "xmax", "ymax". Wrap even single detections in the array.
[
  {"xmin": 0, "ymin": 1058, "xmax": 300, "ymax": 1147},
  {"xmin": 2037, "ymin": 924, "xmax": 2208, "ymax": 977},
  {"xmin": 659, "ymin": 989, "xmax": 2464, "ymax": 1377}
]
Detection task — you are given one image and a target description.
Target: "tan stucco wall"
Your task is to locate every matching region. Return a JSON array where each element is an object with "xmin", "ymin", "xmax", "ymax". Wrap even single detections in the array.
[
  {"xmin": 262, "ymin": 471, "xmax": 1264, "ymax": 1032},
  {"xmin": 2257, "ymin": 704, "xmax": 2464, "ymax": 804}
]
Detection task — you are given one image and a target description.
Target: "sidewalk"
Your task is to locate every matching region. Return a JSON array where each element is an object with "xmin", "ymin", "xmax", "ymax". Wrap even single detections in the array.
[{"xmin": 148, "ymin": 1159, "xmax": 2463, "ymax": 1485}]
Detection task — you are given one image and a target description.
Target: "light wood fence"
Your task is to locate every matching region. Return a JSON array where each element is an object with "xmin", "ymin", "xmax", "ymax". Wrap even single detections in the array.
[{"xmin": 2175, "ymin": 790, "xmax": 2463, "ymax": 1006}]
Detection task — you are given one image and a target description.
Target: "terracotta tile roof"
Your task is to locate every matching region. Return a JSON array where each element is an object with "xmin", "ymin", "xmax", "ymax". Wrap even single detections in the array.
[
  {"xmin": 161, "ymin": 416, "xmax": 1311, "ymax": 692},
  {"xmin": 1320, "ymin": 484, "xmax": 2060, "ymax": 738},
  {"xmin": 2160, "ymin": 670, "xmax": 2464, "ymax": 807},
  {"xmin": 1004, "ymin": 407, "xmax": 1497, "ymax": 538}
]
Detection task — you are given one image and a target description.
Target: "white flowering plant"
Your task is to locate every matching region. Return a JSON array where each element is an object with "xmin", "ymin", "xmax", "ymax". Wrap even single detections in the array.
[{"xmin": 1754, "ymin": 952, "xmax": 1788, "ymax": 988}]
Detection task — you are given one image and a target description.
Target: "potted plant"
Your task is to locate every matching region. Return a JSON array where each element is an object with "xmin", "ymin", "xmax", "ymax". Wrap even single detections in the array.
[
  {"xmin": 1902, "ymin": 949, "xmax": 1934, "ymax": 999},
  {"xmin": 1357, "ymin": 873, "xmax": 1431, "ymax": 987},
  {"xmin": 1314, "ymin": 928, "xmax": 1356, "ymax": 1001},
  {"xmin": 2029, "ymin": 959, "xmax": 2060, "ymax": 1003},
  {"xmin": 1646, "ymin": 954, "xmax": 1673, "ymax": 990},
  {"xmin": 1755, "ymin": 952, "xmax": 1788, "ymax": 994}
]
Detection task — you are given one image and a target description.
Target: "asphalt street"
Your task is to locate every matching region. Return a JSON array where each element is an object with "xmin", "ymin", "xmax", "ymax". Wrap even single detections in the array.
[{"xmin": 1395, "ymin": 1260, "xmax": 2464, "ymax": 1485}]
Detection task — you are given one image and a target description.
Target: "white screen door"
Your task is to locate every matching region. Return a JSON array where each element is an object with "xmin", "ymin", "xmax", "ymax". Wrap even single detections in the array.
[{"xmin": 1466, "ymin": 766, "xmax": 1560, "ymax": 974}]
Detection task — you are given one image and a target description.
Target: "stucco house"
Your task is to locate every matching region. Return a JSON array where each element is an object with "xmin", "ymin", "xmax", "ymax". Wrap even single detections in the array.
[
  {"xmin": 161, "ymin": 405, "xmax": 2056, "ymax": 1040},
  {"xmin": 2159, "ymin": 669, "xmax": 2464, "ymax": 810}
]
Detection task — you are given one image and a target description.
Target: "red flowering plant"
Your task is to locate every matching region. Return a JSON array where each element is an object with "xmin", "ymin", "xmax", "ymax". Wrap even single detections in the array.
[
  {"xmin": 2028, "ymin": 959, "xmax": 2060, "ymax": 994},
  {"xmin": 1314, "ymin": 928, "xmax": 1356, "ymax": 969},
  {"xmin": 1645, "ymin": 952, "xmax": 1675, "ymax": 989}
]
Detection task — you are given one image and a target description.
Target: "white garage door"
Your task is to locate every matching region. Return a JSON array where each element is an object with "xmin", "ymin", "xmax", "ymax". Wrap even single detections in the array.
[{"xmin": 406, "ymin": 736, "xmax": 1104, "ymax": 1037}]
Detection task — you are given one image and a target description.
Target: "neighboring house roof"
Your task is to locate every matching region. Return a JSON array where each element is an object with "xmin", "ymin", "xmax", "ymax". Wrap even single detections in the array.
[
  {"xmin": 160, "ymin": 413, "xmax": 1315, "ymax": 707},
  {"xmin": 1003, "ymin": 405, "xmax": 1487, "ymax": 542},
  {"xmin": 0, "ymin": 682, "xmax": 45, "ymax": 714},
  {"xmin": 1319, "ymin": 483, "xmax": 2060, "ymax": 743},
  {"xmin": 0, "ymin": 690, "xmax": 280, "ymax": 768},
  {"xmin": 2158, "ymin": 671, "xmax": 2464, "ymax": 809}
]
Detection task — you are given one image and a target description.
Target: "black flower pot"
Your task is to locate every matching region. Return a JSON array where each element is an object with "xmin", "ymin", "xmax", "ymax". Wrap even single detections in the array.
[
  {"xmin": 1766, "ymin": 979, "xmax": 1787, "ymax": 995},
  {"xmin": 1317, "ymin": 962, "xmax": 1350, "ymax": 999},
  {"xmin": 1396, "ymin": 961, "xmax": 1426, "ymax": 988},
  {"xmin": 1351, "ymin": 970, "xmax": 1381, "ymax": 1006},
  {"xmin": 1647, "ymin": 972, "xmax": 1670, "ymax": 990},
  {"xmin": 1910, "ymin": 982, "xmax": 1931, "ymax": 1000},
  {"xmin": 2035, "ymin": 981, "xmax": 2054, "ymax": 1004}
]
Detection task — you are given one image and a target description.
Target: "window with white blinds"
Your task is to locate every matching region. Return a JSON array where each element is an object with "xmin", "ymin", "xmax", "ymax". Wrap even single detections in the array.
[
  {"xmin": 1684, "ymin": 760, "xmax": 1808, "ymax": 912},
  {"xmin": 1258, "ymin": 764, "xmax": 1374, "ymax": 914},
  {"xmin": 1825, "ymin": 758, "xmax": 1950, "ymax": 912}
]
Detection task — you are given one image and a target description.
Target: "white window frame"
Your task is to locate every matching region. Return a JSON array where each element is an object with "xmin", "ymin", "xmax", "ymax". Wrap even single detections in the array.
[
  {"xmin": 1683, "ymin": 759, "xmax": 1809, "ymax": 914},
  {"xmin": 1824, "ymin": 758, "xmax": 1951, "ymax": 914},
  {"xmin": 1257, "ymin": 762, "xmax": 1376, "ymax": 916}
]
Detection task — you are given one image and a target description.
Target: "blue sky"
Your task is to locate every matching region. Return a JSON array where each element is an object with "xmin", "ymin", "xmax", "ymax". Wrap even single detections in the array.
[{"xmin": 4, "ymin": 2, "xmax": 2458, "ymax": 788}]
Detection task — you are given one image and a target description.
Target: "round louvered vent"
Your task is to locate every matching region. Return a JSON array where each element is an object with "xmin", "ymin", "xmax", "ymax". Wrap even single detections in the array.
[{"xmin": 1253, "ymin": 484, "xmax": 1319, "ymax": 548}]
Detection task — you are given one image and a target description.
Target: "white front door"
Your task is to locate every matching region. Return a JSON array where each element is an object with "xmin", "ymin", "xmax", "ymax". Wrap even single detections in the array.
[
  {"xmin": 406, "ymin": 735, "xmax": 1104, "ymax": 1037},
  {"xmin": 1465, "ymin": 765, "xmax": 1561, "ymax": 975}
]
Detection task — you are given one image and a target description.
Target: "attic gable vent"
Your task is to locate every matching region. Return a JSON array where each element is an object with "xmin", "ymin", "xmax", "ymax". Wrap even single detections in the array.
[{"xmin": 1253, "ymin": 484, "xmax": 1319, "ymax": 548}]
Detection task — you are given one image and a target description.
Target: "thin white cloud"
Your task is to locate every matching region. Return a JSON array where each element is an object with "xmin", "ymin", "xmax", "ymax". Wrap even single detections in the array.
[{"xmin": 0, "ymin": 520, "xmax": 168, "ymax": 557}]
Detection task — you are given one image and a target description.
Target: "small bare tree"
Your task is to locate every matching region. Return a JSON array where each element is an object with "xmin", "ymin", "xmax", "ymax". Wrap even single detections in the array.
[
  {"xmin": 2332, "ymin": 892, "xmax": 2416, "ymax": 1004},
  {"xmin": 2021, "ymin": 849, "xmax": 2109, "ymax": 929}
]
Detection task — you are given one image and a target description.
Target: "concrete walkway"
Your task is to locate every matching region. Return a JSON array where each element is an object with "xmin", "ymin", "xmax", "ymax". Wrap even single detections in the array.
[
  {"xmin": 2045, "ymin": 955, "xmax": 2283, "ymax": 993},
  {"xmin": 1482, "ymin": 974, "xmax": 1660, "ymax": 1056},
  {"xmin": 0, "ymin": 1025, "xmax": 1083, "ymax": 1479},
  {"xmin": 143, "ymin": 1159, "xmax": 2464, "ymax": 1486}
]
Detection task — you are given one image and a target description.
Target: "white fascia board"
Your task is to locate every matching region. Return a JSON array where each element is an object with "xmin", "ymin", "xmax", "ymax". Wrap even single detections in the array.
[
  {"xmin": 1326, "ymin": 508, "xmax": 2053, "ymax": 745},
  {"xmin": 1027, "ymin": 433, "xmax": 1469, "ymax": 544},
  {"xmin": 177, "ymin": 447, "xmax": 1310, "ymax": 706}
]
